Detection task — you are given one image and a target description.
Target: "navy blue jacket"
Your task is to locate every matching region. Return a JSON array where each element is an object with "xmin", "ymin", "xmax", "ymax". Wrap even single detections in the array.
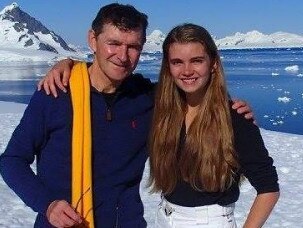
[
  {"xmin": 0, "ymin": 74, "xmax": 154, "ymax": 227},
  {"xmin": 166, "ymin": 106, "xmax": 279, "ymax": 206}
]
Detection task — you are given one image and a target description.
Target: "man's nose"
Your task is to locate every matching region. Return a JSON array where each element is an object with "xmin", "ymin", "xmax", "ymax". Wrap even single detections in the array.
[{"xmin": 117, "ymin": 45, "xmax": 128, "ymax": 62}]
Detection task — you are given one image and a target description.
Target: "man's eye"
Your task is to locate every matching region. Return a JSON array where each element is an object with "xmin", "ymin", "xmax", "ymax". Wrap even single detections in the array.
[
  {"xmin": 128, "ymin": 45, "xmax": 142, "ymax": 51},
  {"xmin": 171, "ymin": 61, "xmax": 182, "ymax": 65}
]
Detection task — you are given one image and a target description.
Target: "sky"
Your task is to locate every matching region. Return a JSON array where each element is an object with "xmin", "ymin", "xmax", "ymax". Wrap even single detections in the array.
[
  {"xmin": 0, "ymin": 0, "xmax": 302, "ymax": 46},
  {"xmin": 1, "ymin": 101, "xmax": 303, "ymax": 226}
]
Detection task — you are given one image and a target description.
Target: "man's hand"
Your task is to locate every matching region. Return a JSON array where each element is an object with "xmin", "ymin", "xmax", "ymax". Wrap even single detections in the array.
[
  {"xmin": 46, "ymin": 200, "xmax": 83, "ymax": 228},
  {"xmin": 232, "ymin": 99, "xmax": 256, "ymax": 124},
  {"xmin": 37, "ymin": 58, "xmax": 74, "ymax": 97}
]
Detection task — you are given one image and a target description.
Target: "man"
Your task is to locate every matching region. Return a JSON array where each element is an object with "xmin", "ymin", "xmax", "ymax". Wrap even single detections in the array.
[
  {"xmin": 0, "ymin": 3, "xmax": 153, "ymax": 227},
  {"xmin": 0, "ymin": 3, "xmax": 252, "ymax": 228}
]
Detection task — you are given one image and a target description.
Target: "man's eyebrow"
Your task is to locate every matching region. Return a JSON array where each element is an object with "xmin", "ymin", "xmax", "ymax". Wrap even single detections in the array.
[{"xmin": 106, "ymin": 39, "xmax": 121, "ymax": 43}]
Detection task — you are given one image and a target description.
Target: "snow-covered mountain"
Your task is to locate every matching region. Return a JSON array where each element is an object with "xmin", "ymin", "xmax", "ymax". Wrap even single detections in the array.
[
  {"xmin": 0, "ymin": 2, "xmax": 85, "ymax": 62},
  {"xmin": 1, "ymin": 2, "xmax": 303, "ymax": 61},
  {"xmin": 216, "ymin": 30, "xmax": 303, "ymax": 49},
  {"xmin": 143, "ymin": 29, "xmax": 165, "ymax": 53},
  {"xmin": 143, "ymin": 29, "xmax": 303, "ymax": 53}
]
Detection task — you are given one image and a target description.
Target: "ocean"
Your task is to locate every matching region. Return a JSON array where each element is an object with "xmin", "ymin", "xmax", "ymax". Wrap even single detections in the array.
[{"xmin": 0, "ymin": 47, "xmax": 302, "ymax": 135}]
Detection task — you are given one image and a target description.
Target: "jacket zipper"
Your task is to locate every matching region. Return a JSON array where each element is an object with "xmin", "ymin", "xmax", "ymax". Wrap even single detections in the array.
[
  {"xmin": 106, "ymin": 106, "xmax": 112, "ymax": 121},
  {"xmin": 103, "ymin": 91, "xmax": 120, "ymax": 122},
  {"xmin": 115, "ymin": 205, "xmax": 119, "ymax": 228}
]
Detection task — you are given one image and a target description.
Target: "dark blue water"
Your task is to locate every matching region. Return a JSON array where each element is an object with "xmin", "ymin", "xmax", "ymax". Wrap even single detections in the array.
[
  {"xmin": 0, "ymin": 48, "xmax": 302, "ymax": 135},
  {"xmin": 223, "ymin": 48, "xmax": 303, "ymax": 135},
  {"xmin": 137, "ymin": 48, "xmax": 303, "ymax": 135},
  {"xmin": 0, "ymin": 63, "xmax": 51, "ymax": 103}
]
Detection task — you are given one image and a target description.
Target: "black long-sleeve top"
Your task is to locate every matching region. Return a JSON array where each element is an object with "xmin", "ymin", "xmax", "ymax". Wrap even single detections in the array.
[{"xmin": 165, "ymin": 107, "xmax": 279, "ymax": 207}]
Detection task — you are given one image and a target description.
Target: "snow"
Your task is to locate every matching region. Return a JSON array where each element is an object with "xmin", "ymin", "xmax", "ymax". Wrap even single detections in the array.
[
  {"xmin": 0, "ymin": 47, "xmax": 87, "ymax": 63},
  {"xmin": 0, "ymin": 3, "xmax": 87, "ymax": 63},
  {"xmin": 0, "ymin": 47, "xmax": 57, "ymax": 62},
  {"xmin": 292, "ymin": 111, "xmax": 298, "ymax": 116},
  {"xmin": 1, "ymin": 2, "xmax": 303, "ymax": 63},
  {"xmin": 1, "ymin": 2, "xmax": 303, "ymax": 61},
  {"xmin": 143, "ymin": 30, "xmax": 165, "ymax": 53},
  {"xmin": 148, "ymin": 30, "xmax": 165, "ymax": 40},
  {"xmin": 284, "ymin": 65, "xmax": 299, "ymax": 73},
  {"xmin": 0, "ymin": 101, "xmax": 27, "ymax": 113},
  {"xmin": 0, "ymin": 2, "xmax": 18, "ymax": 16},
  {"xmin": 0, "ymin": 101, "xmax": 303, "ymax": 227},
  {"xmin": 143, "ymin": 29, "xmax": 303, "ymax": 53},
  {"xmin": 139, "ymin": 54, "xmax": 158, "ymax": 62},
  {"xmin": 2, "ymin": 25, "xmax": 303, "ymax": 61},
  {"xmin": 277, "ymin": 97, "xmax": 291, "ymax": 103},
  {"xmin": 216, "ymin": 31, "xmax": 303, "ymax": 50}
]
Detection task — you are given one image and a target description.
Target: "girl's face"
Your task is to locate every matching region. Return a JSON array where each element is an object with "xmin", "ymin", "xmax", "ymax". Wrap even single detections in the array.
[{"xmin": 168, "ymin": 42, "xmax": 212, "ymax": 102}]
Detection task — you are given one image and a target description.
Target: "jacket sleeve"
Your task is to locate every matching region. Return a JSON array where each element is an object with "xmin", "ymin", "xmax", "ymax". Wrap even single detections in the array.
[
  {"xmin": 0, "ymin": 90, "xmax": 54, "ymax": 215},
  {"xmin": 232, "ymin": 110, "xmax": 279, "ymax": 194}
]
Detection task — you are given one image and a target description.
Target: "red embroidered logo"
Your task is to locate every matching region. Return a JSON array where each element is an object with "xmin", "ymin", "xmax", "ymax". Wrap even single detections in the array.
[{"xmin": 131, "ymin": 120, "xmax": 137, "ymax": 129}]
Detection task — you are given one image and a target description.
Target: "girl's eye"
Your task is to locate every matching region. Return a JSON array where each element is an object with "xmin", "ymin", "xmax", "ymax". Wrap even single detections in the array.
[
  {"xmin": 170, "ymin": 60, "xmax": 182, "ymax": 65},
  {"xmin": 192, "ymin": 58, "xmax": 204, "ymax": 63}
]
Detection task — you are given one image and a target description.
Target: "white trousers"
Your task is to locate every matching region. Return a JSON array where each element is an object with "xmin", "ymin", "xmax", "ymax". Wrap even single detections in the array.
[{"xmin": 155, "ymin": 198, "xmax": 237, "ymax": 228}]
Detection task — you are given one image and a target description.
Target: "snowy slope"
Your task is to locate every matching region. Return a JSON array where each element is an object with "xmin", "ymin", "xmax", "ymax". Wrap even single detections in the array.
[
  {"xmin": 0, "ymin": 101, "xmax": 302, "ymax": 227},
  {"xmin": 216, "ymin": 30, "xmax": 303, "ymax": 49},
  {"xmin": 1, "ymin": 2, "xmax": 303, "ymax": 60},
  {"xmin": 0, "ymin": 3, "xmax": 86, "ymax": 62},
  {"xmin": 143, "ymin": 29, "xmax": 165, "ymax": 53},
  {"xmin": 143, "ymin": 29, "xmax": 303, "ymax": 53}
]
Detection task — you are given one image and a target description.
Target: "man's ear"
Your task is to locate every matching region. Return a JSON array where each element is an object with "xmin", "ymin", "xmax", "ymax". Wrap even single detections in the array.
[{"xmin": 88, "ymin": 29, "xmax": 97, "ymax": 53}]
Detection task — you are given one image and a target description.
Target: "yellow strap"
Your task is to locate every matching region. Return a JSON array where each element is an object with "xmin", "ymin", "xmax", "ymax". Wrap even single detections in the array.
[{"xmin": 70, "ymin": 62, "xmax": 94, "ymax": 227}]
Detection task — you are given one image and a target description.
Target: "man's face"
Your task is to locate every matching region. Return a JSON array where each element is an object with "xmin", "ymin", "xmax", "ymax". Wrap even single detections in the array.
[{"xmin": 89, "ymin": 23, "xmax": 144, "ymax": 84}]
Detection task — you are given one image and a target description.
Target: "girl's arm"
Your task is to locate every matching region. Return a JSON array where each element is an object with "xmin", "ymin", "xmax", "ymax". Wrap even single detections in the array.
[{"xmin": 243, "ymin": 191, "xmax": 280, "ymax": 228}]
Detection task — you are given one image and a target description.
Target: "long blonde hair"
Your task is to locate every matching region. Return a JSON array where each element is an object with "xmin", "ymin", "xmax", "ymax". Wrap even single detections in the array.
[{"xmin": 149, "ymin": 23, "xmax": 239, "ymax": 194}]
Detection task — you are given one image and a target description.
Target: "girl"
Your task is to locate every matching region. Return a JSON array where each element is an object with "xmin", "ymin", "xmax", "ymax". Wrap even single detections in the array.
[{"xmin": 149, "ymin": 23, "xmax": 279, "ymax": 228}]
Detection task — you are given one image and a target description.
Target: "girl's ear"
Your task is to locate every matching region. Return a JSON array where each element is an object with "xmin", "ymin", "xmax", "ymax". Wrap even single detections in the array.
[
  {"xmin": 88, "ymin": 29, "xmax": 97, "ymax": 53},
  {"xmin": 211, "ymin": 60, "xmax": 218, "ymax": 73}
]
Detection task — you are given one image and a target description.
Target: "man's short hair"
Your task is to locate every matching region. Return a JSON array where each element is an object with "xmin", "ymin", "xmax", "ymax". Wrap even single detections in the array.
[{"xmin": 92, "ymin": 3, "xmax": 148, "ymax": 43}]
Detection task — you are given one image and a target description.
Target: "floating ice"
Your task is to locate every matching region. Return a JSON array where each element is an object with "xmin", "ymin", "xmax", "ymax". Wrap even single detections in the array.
[
  {"xmin": 139, "ymin": 54, "xmax": 157, "ymax": 62},
  {"xmin": 285, "ymin": 65, "xmax": 299, "ymax": 73},
  {"xmin": 271, "ymin": 72, "xmax": 279, "ymax": 76},
  {"xmin": 297, "ymin": 73, "xmax": 303, "ymax": 77},
  {"xmin": 292, "ymin": 111, "xmax": 298, "ymax": 115},
  {"xmin": 277, "ymin": 96, "xmax": 291, "ymax": 103}
]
